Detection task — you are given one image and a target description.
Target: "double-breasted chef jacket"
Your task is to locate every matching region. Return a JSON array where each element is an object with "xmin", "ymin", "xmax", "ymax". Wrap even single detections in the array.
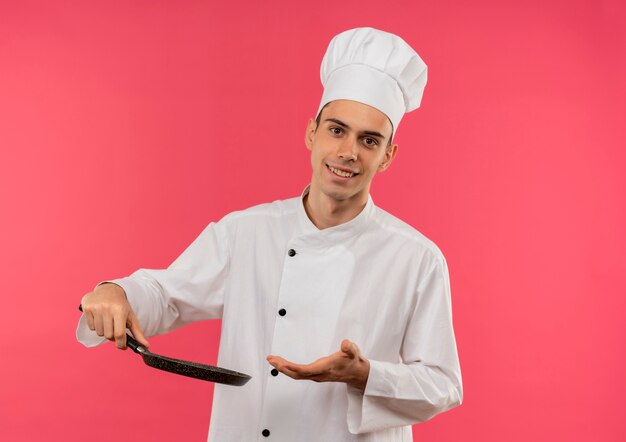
[{"xmin": 77, "ymin": 187, "xmax": 463, "ymax": 441}]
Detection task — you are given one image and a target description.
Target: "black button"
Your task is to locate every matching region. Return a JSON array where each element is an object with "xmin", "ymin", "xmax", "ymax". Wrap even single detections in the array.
[
  {"xmin": 262, "ymin": 429, "xmax": 270, "ymax": 437},
  {"xmin": 271, "ymin": 368, "xmax": 279, "ymax": 376},
  {"xmin": 278, "ymin": 308, "xmax": 286, "ymax": 316},
  {"xmin": 288, "ymin": 249, "xmax": 296, "ymax": 257}
]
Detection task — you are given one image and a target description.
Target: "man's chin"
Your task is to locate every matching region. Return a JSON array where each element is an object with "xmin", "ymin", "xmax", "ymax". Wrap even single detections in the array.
[
  {"xmin": 310, "ymin": 178, "xmax": 368, "ymax": 204},
  {"xmin": 320, "ymin": 187, "xmax": 360, "ymax": 203}
]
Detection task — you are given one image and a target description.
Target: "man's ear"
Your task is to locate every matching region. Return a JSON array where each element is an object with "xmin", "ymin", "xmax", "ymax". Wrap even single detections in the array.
[
  {"xmin": 378, "ymin": 143, "xmax": 399, "ymax": 172},
  {"xmin": 304, "ymin": 118, "xmax": 316, "ymax": 151}
]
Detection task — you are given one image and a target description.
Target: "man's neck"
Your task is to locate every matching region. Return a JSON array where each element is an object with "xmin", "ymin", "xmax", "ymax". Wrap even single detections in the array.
[{"xmin": 303, "ymin": 185, "xmax": 368, "ymax": 230}]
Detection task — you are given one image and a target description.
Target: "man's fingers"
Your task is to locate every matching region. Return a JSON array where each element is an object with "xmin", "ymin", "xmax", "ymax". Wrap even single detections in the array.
[
  {"xmin": 113, "ymin": 313, "xmax": 128, "ymax": 349},
  {"xmin": 93, "ymin": 312, "xmax": 104, "ymax": 337},
  {"xmin": 341, "ymin": 339, "xmax": 359, "ymax": 358},
  {"xmin": 103, "ymin": 316, "xmax": 115, "ymax": 340},
  {"xmin": 271, "ymin": 363, "xmax": 312, "ymax": 380},
  {"xmin": 266, "ymin": 355, "xmax": 287, "ymax": 368},
  {"xmin": 267, "ymin": 356, "xmax": 326, "ymax": 379},
  {"xmin": 267, "ymin": 356, "xmax": 301, "ymax": 376},
  {"xmin": 84, "ymin": 309, "xmax": 95, "ymax": 331},
  {"xmin": 127, "ymin": 313, "xmax": 150, "ymax": 348},
  {"xmin": 276, "ymin": 364, "xmax": 333, "ymax": 382}
]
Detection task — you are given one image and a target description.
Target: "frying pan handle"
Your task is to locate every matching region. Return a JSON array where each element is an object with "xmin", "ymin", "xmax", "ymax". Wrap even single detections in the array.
[
  {"xmin": 78, "ymin": 304, "xmax": 146, "ymax": 354},
  {"xmin": 124, "ymin": 334, "xmax": 145, "ymax": 354}
]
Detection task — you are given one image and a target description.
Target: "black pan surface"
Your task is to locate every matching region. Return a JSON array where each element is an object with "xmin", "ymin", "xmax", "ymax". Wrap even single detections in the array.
[
  {"xmin": 78, "ymin": 305, "xmax": 250, "ymax": 386},
  {"xmin": 125, "ymin": 334, "xmax": 251, "ymax": 386}
]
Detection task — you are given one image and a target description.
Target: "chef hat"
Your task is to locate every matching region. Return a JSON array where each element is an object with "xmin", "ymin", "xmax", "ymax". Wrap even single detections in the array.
[{"xmin": 317, "ymin": 27, "xmax": 427, "ymax": 133}]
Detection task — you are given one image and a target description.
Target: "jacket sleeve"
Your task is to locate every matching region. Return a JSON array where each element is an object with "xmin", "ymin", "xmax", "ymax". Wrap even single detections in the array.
[
  {"xmin": 346, "ymin": 254, "xmax": 463, "ymax": 433},
  {"xmin": 76, "ymin": 220, "xmax": 231, "ymax": 347}
]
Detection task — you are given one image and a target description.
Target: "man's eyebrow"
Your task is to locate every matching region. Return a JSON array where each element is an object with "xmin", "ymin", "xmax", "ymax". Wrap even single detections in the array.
[
  {"xmin": 324, "ymin": 118, "xmax": 387, "ymax": 140},
  {"xmin": 363, "ymin": 130, "xmax": 386, "ymax": 140},
  {"xmin": 324, "ymin": 118, "xmax": 350, "ymax": 129}
]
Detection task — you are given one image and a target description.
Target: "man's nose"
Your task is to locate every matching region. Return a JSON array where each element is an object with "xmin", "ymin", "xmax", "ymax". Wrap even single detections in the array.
[{"xmin": 337, "ymin": 136, "xmax": 357, "ymax": 161}]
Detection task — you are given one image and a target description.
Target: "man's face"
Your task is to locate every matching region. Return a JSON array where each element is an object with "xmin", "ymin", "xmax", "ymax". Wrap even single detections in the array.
[{"xmin": 305, "ymin": 99, "xmax": 398, "ymax": 205}]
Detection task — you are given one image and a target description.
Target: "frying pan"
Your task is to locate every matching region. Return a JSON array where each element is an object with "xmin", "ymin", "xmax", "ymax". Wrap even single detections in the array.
[{"xmin": 78, "ymin": 305, "xmax": 251, "ymax": 386}]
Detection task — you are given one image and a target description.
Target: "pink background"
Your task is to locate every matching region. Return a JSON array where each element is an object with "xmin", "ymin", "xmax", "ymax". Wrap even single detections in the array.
[{"xmin": 1, "ymin": 0, "xmax": 625, "ymax": 440}]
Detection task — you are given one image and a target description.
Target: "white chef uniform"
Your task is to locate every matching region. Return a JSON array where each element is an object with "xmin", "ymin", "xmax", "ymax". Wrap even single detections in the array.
[
  {"xmin": 76, "ymin": 187, "xmax": 463, "ymax": 441},
  {"xmin": 78, "ymin": 27, "xmax": 462, "ymax": 441}
]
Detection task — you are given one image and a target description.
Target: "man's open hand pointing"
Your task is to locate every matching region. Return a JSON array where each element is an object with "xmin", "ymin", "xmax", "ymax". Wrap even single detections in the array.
[{"xmin": 266, "ymin": 339, "xmax": 370, "ymax": 391}]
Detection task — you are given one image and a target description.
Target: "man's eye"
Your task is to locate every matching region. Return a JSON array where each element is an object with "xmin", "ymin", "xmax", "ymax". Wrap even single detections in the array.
[
  {"xmin": 330, "ymin": 127, "xmax": 343, "ymax": 135},
  {"xmin": 363, "ymin": 137, "xmax": 378, "ymax": 147}
]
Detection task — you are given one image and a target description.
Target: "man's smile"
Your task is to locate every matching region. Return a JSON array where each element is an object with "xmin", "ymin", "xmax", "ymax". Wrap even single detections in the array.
[{"xmin": 326, "ymin": 163, "xmax": 359, "ymax": 179}]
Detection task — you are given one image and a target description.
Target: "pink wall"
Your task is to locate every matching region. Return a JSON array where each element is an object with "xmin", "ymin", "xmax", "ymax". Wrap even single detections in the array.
[{"xmin": 1, "ymin": 0, "xmax": 625, "ymax": 440}]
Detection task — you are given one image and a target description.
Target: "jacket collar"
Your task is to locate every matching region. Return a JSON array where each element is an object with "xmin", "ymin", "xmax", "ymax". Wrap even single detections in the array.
[{"xmin": 293, "ymin": 185, "xmax": 374, "ymax": 246}]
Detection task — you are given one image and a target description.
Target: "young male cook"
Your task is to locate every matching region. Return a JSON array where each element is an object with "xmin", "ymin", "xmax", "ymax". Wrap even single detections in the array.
[{"xmin": 77, "ymin": 27, "xmax": 463, "ymax": 441}]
